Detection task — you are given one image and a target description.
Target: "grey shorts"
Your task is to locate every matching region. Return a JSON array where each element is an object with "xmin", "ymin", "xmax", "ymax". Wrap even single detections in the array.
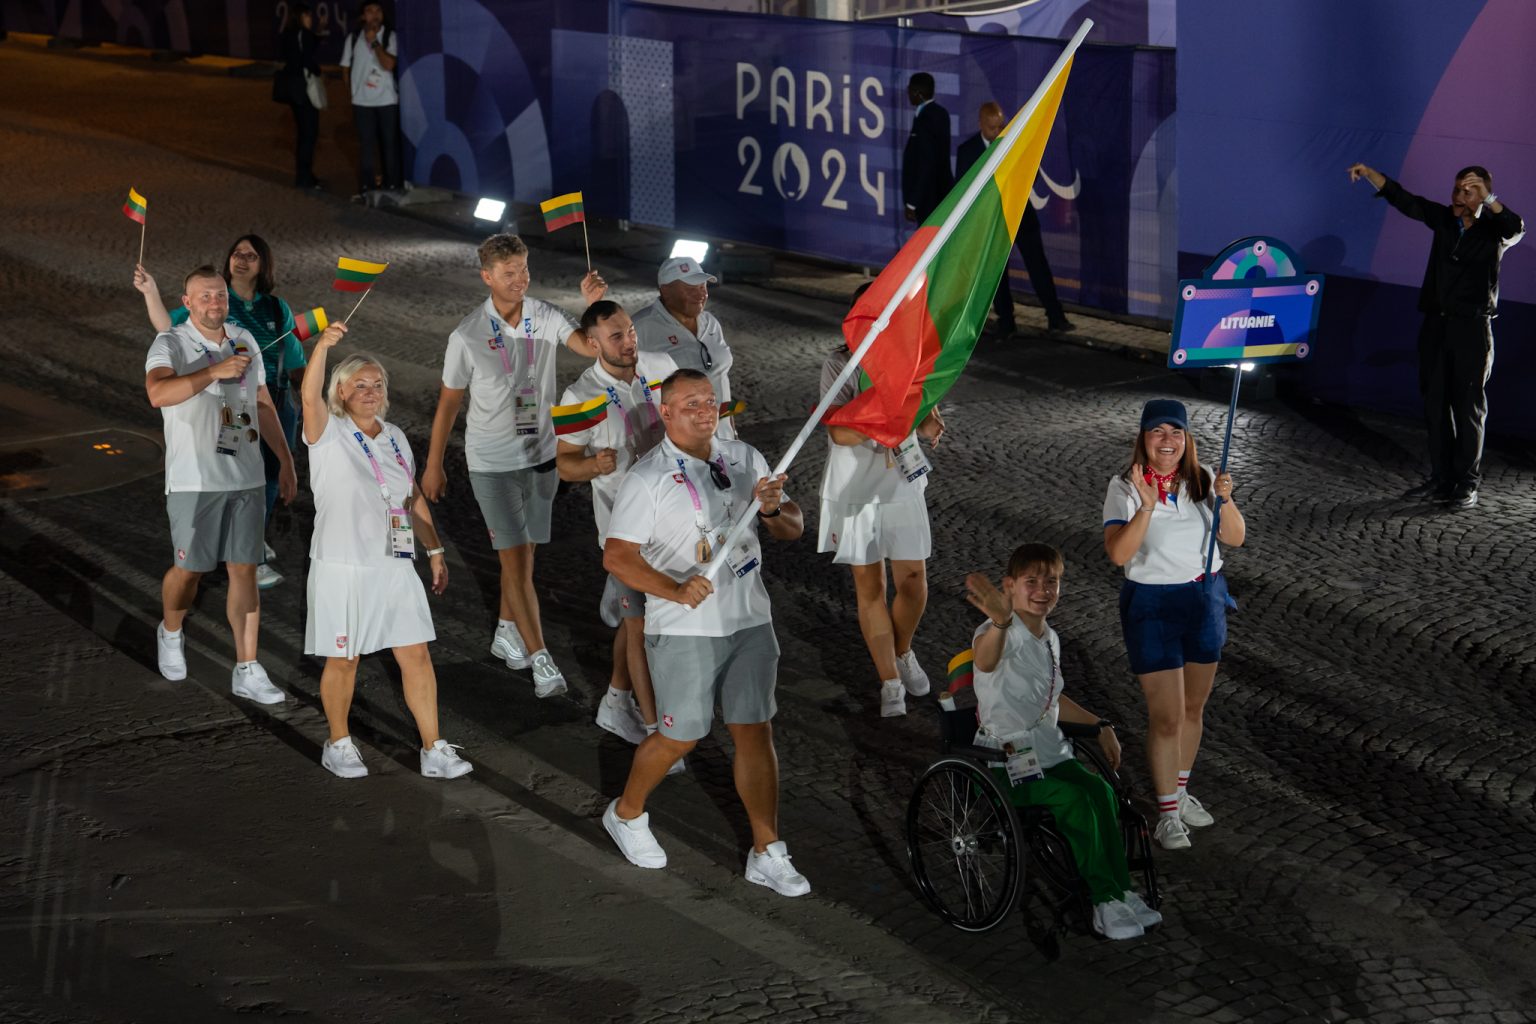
[
  {"xmin": 469, "ymin": 461, "xmax": 557, "ymax": 549},
  {"xmin": 645, "ymin": 623, "xmax": 779, "ymax": 741},
  {"xmin": 166, "ymin": 487, "xmax": 265, "ymax": 572},
  {"xmin": 601, "ymin": 572, "xmax": 647, "ymax": 622}
]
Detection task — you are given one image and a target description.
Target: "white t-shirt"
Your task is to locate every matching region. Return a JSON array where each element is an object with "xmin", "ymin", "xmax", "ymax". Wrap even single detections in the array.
[
  {"xmin": 145, "ymin": 321, "xmax": 267, "ymax": 494},
  {"xmin": 307, "ymin": 414, "xmax": 417, "ymax": 566},
  {"xmin": 442, "ymin": 296, "xmax": 576, "ymax": 472},
  {"xmin": 557, "ymin": 361, "xmax": 669, "ymax": 548},
  {"xmin": 1102, "ymin": 470, "xmax": 1223, "ymax": 584},
  {"xmin": 632, "ymin": 298, "xmax": 736, "ymax": 440},
  {"xmin": 971, "ymin": 617, "xmax": 1075, "ymax": 771},
  {"xmin": 818, "ymin": 347, "xmax": 927, "ymax": 506},
  {"xmin": 606, "ymin": 435, "xmax": 779, "ymax": 637},
  {"xmin": 340, "ymin": 28, "xmax": 399, "ymax": 107}
]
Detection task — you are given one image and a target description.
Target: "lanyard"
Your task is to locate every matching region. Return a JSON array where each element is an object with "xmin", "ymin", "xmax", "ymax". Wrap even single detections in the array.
[
  {"xmin": 638, "ymin": 378, "xmax": 661, "ymax": 426},
  {"xmin": 353, "ymin": 428, "xmax": 412, "ymax": 507},
  {"xmin": 605, "ymin": 385, "xmax": 635, "ymax": 442},
  {"xmin": 1030, "ymin": 631, "xmax": 1060, "ymax": 725},
  {"xmin": 675, "ymin": 455, "xmax": 729, "ymax": 534},
  {"xmin": 489, "ymin": 313, "xmax": 536, "ymax": 384}
]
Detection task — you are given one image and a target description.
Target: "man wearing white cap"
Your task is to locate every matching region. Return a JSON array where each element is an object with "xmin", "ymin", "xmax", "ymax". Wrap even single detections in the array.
[{"xmin": 632, "ymin": 257, "xmax": 737, "ymax": 440}]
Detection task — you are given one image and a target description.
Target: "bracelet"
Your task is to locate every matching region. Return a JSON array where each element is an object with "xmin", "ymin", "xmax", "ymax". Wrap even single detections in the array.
[
  {"xmin": 990, "ymin": 616, "xmax": 1013, "ymax": 630},
  {"xmin": 756, "ymin": 506, "xmax": 781, "ymax": 519},
  {"xmin": 1485, "ymin": 192, "xmax": 1499, "ymax": 207},
  {"xmin": 425, "ymin": 547, "xmax": 446, "ymax": 557},
  {"xmin": 1138, "ymin": 506, "xmax": 1154, "ymax": 514}
]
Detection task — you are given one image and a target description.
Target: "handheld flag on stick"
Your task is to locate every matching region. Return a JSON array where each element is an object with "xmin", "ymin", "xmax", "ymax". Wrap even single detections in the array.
[
  {"xmin": 718, "ymin": 400, "xmax": 746, "ymax": 419},
  {"xmin": 946, "ymin": 649, "xmax": 976, "ymax": 694},
  {"xmin": 123, "ymin": 187, "xmax": 148, "ymax": 264},
  {"xmin": 551, "ymin": 394, "xmax": 607, "ymax": 436},
  {"xmin": 540, "ymin": 191, "xmax": 590, "ymax": 270},
  {"xmin": 292, "ymin": 307, "xmax": 329, "ymax": 342},
  {"xmin": 332, "ymin": 257, "xmax": 389, "ymax": 324},
  {"xmin": 698, "ymin": 19, "xmax": 1091, "ymax": 585}
]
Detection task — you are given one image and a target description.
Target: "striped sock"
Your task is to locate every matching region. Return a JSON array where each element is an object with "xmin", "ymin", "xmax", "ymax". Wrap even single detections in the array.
[
  {"xmin": 1177, "ymin": 770, "xmax": 1191, "ymax": 798},
  {"xmin": 1158, "ymin": 792, "xmax": 1181, "ymax": 820}
]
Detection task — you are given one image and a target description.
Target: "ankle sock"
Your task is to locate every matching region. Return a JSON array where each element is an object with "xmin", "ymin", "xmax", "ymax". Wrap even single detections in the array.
[
  {"xmin": 1157, "ymin": 792, "xmax": 1180, "ymax": 820},
  {"xmin": 235, "ymin": 660, "xmax": 256, "ymax": 671},
  {"xmin": 606, "ymin": 685, "xmax": 627, "ymax": 702},
  {"xmin": 1177, "ymin": 770, "xmax": 1191, "ymax": 796},
  {"xmin": 497, "ymin": 618, "xmax": 516, "ymax": 631},
  {"xmin": 161, "ymin": 624, "xmax": 182, "ymax": 638}
]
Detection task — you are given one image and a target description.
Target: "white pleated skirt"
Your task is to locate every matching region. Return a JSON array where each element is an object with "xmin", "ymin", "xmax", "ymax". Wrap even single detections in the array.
[{"xmin": 304, "ymin": 558, "xmax": 435, "ymax": 658}]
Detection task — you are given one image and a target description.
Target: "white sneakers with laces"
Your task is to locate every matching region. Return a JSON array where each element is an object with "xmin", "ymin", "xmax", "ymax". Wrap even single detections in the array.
[
  {"xmin": 156, "ymin": 622, "xmax": 187, "ymax": 681},
  {"xmin": 879, "ymin": 679, "xmax": 907, "ymax": 717},
  {"xmin": 231, "ymin": 662, "xmax": 285, "ymax": 704},
  {"xmin": 603, "ymin": 799, "xmax": 667, "ymax": 868},
  {"xmin": 1154, "ymin": 815, "xmax": 1192, "ymax": 850},
  {"xmin": 530, "ymin": 650, "xmax": 568, "ymax": 698},
  {"xmin": 596, "ymin": 693, "xmax": 648, "ymax": 744},
  {"xmin": 1119, "ymin": 890, "xmax": 1162, "ymax": 928},
  {"xmin": 745, "ymin": 841, "xmax": 812, "ymax": 897},
  {"xmin": 257, "ymin": 543, "xmax": 283, "ymax": 589},
  {"xmin": 1179, "ymin": 791, "xmax": 1214, "ymax": 828},
  {"xmin": 490, "ymin": 622, "xmax": 532, "ymax": 670},
  {"xmin": 1092, "ymin": 898, "xmax": 1145, "ymax": 940},
  {"xmin": 420, "ymin": 739, "xmax": 474, "ymax": 779},
  {"xmin": 322, "ymin": 736, "xmax": 368, "ymax": 778},
  {"xmin": 895, "ymin": 650, "xmax": 931, "ymax": 696}
]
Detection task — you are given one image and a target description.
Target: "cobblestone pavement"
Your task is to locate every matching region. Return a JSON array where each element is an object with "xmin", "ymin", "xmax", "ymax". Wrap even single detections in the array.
[{"xmin": 4, "ymin": 39, "xmax": 1536, "ymax": 1024}]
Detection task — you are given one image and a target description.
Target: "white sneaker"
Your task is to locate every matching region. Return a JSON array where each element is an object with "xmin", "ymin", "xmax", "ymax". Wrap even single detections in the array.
[
  {"xmin": 420, "ymin": 739, "xmax": 474, "ymax": 779},
  {"xmin": 321, "ymin": 736, "xmax": 368, "ymax": 778},
  {"xmin": 603, "ymin": 799, "xmax": 667, "ymax": 868},
  {"xmin": 744, "ymin": 841, "xmax": 812, "ymax": 897},
  {"xmin": 1120, "ymin": 890, "xmax": 1163, "ymax": 928},
  {"xmin": 667, "ymin": 755, "xmax": 687, "ymax": 776},
  {"xmin": 1179, "ymin": 791, "xmax": 1214, "ymax": 828},
  {"xmin": 255, "ymin": 563, "xmax": 284, "ymax": 590},
  {"xmin": 1154, "ymin": 815, "xmax": 1192, "ymax": 850},
  {"xmin": 490, "ymin": 623, "xmax": 531, "ymax": 669},
  {"xmin": 895, "ymin": 650, "xmax": 931, "ymax": 696},
  {"xmin": 596, "ymin": 696, "xmax": 648, "ymax": 744},
  {"xmin": 156, "ymin": 622, "xmax": 187, "ymax": 681},
  {"xmin": 530, "ymin": 650, "xmax": 567, "ymax": 698},
  {"xmin": 263, "ymin": 541, "xmax": 277, "ymax": 564},
  {"xmin": 879, "ymin": 679, "xmax": 907, "ymax": 718},
  {"xmin": 231, "ymin": 662, "xmax": 285, "ymax": 704},
  {"xmin": 1092, "ymin": 899, "xmax": 1145, "ymax": 940}
]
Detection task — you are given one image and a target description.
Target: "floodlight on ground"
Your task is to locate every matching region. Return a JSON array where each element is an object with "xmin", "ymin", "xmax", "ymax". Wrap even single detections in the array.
[
  {"xmin": 1240, "ymin": 362, "xmax": 1255, "ymax": 371},
  {"xmin": 669, "ymin": 239, "xmax": 709, "ymax": 262},
  {"xmin": 474, "ymin": 198, "xmax": 507, "ymax": 221}
]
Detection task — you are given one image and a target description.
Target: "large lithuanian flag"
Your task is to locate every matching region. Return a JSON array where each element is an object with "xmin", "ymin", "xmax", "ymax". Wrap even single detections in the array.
[{"xmin": 824, "ymin": 46, "xmax": 1077, "ymax": 449}]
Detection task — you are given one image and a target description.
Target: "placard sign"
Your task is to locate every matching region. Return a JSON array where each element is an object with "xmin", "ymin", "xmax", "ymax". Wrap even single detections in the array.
[{"xmin": 1169, "ymin": 237, "xmax": 1324, "ymax": 368}]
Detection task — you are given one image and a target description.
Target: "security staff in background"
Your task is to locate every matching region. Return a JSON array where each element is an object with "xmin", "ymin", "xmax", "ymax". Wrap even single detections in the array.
[{"xmin": 902, "ymin": 72, "xmax": 953, "ymax": 226}]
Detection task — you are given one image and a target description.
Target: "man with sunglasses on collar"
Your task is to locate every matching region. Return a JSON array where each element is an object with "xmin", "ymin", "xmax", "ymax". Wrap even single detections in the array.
[
  {"xmin": 632, "ymin": 257, "xmax": 738, "ymax": 440},
  {"xmin": 599, "ymin": 369, "xmax": 811, "ymax": 897}
]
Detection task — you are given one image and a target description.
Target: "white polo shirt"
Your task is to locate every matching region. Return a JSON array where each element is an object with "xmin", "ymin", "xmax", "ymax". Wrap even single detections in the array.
[
  {"xmin": 971, "ymin": 617, "xmax": 1075, "ymax": 771},
  {"xmin": 340, "ymin": 29, "xmax": 398, "ymax": 107},
  {"xmin": 308, "ymin": 414, "xmax": 416, "ymax": 566},
  {"xmin": 818, "ymin": 347, "xmax": 927, "ymax": 506},
  {"xmin": 632, "ymin": 298, "xmax": 736, "ymax": 440},
  {"xmin": 145, "ymin": 321, "xmax": 267, "ymax": 494},
  {"xmin": 1102, "ymin": 471, "xmax": 1223, "ymax": 584},
  {"xmin": 607, "ymin": 435, "xmax": 779, "ymax": 637},
  {"xmin": 442, "ymin": 296, "xmax": 576, "ymax": 472},
  {"xmin": 557, "ymin": 360, "xmax": 669, "ymax": 548}
]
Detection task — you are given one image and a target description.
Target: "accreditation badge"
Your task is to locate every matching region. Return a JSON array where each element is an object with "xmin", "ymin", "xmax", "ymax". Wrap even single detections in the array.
[
  {"xmin": 1002, "ymin": 735, "xmax": 1044, "ymax": 786},
  {"xmin": 215, "ymin": 406, "xmax": 242, "ymax": 456},
  {"xmin": 388, "ymin": 508, "xmax": 415, "ymax": 558},
  {"xmin": 892, "ymin": 436, "xmax": 932, "ymax": 483},
  {"xmin": 724, "ymin": 531, "xmax": 762, "ymax": 579},
  {"xmin": 513, "ymin": 385, "xmax": 539, "ymax": 436}
]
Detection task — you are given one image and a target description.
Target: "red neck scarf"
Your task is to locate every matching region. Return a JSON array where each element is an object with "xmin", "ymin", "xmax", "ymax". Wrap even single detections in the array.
[{"xmin": 1143, "ymin": 466, "xmax": 1179, "ymax": 505}]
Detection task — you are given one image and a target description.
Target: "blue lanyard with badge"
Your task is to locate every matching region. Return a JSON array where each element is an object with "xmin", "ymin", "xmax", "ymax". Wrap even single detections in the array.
[
  {"xmin": 675, "ymin": 455, "xmax": 760, "ymax": 578},
  {"xmin": 198, "ymin": 334, "xmax": 253, "ymax": 456},
  {"xmin": 489, "ymin": 314, "xmax": 540, "ymax": 436},
  {"xmin": 1001, "ymin": 635, "xmax": 1060, "ymax": 785},
  {"xmin": 353, "ymin": 429, "xmax": 416, "ymax": 557}
]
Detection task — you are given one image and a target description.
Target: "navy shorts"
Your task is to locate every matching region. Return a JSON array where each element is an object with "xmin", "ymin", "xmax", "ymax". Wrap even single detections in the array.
[{"xmin": 1118, "ymin": 574, "xmax": 1231, "ymax": 675}]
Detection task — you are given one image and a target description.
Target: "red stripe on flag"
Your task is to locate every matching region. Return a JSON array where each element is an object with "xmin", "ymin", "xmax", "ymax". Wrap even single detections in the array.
[
  {"xmin": 544, "ymin": 211, "xmax": 585, "ymax": 232},
  {"xmin": 332, "ymin": 279, "xmax": 373, "ymax": 293},
  {"xmin": 122, "ymin": 204, "xmax": 146, "ymax": 225}
]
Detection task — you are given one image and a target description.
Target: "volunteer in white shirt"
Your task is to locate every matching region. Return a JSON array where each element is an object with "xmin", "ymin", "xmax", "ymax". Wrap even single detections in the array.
[
  {"xmin": 555, "ymin": 301, "xmax": 670, "ymax": 746},
  {"xmin": 632, "ymin": 257, "xmax": 738, "ymax": 440},
  {"xmin": 599, "ymin": 369, "xmax": 812, "ymax": 898},
  {"xmin": 818, "ymin": 340, "xmax": 945, "ymax": 719},
  {"xmin": 422, "ymin": 233, "xmax": 604, "ymax": 699},
  {"xmin": 1103, "ymin": 399, "xmax": 1245, "ymax": 851},
  {"xmin": 143, "ymin": 266, "xmax": 297, "ymax": 704},
  {"xmin": 340, "ymin": 0, "xmax": 401, "ymax": 194},
  {"xmin": 962, "ymin": 543, "xmax": 1161, "ymax": 941},
  {"xmin": 299, "ymin": 322, "xmax": 472, "ymax": 781}
]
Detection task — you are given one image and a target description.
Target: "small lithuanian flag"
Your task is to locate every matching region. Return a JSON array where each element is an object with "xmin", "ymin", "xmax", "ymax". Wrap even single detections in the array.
[
  {"xmin": 719, "ymin": 400, "xmax": 746, "ymax": 418},
  {"xmin": 293, "ymin": 307, "xmax": 329, "ymax": 342},
  {"xmin": 122, "ymin": 187, "xmax": 148, "ymax": 225},
  {"xmin": 946, "ymin": 649, "xmax": 975, "ymax": 693},
  {"xmin": 333, "ymin": 257, "xmax": 388, "ymax": 293},
  {"xmin": 540, "ymin": 192, "xmax": 585, "ymax": 233},
  {"xmin": 552, "ymin": 394, "xmax": 607, "ymax": 436}
]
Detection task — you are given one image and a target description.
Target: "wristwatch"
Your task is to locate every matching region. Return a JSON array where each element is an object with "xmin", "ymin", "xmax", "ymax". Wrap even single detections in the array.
[
  {"xmin": 756, "ymin": 506, "xmax": 781, "ymax": 519},
  {"xmin": 1096, "ymin": 718, "xmax": 1114, "ymax": 730},
  {"xmin": 425, "ymin": 547, "xmax": 446, "ymax": 557}
]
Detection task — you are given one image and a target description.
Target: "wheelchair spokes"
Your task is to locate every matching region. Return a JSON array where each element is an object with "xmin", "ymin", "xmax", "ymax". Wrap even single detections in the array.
[{"xmin": 906, "ymin": 758, "xmax": 1023, "ymax": 933}]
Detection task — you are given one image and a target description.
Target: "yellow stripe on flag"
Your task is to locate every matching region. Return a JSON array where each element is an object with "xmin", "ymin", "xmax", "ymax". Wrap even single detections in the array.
[
  {"xmin": 992, "ymin": 55, "xmax": 1073, "ymax": 231},
  {"xmin": 127, "ymin": 187, "xmax": 148, "ymax": 208},
  {"xmin": 337, "ymin": 257, "xmax": 389, "ymax": 275},
  {"xmin": 540, "ymin": 191, "xmax": 583, "ymax": 213},
  {"xmin": 551, "ymin": 394, "xmax": 607, "ymax": 418}
]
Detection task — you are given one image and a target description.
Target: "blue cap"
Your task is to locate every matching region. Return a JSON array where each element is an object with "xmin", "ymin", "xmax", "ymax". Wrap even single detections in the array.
[{"xmin": 1139, "ymin": 399, "xmax": 1188, "ymax": 432}]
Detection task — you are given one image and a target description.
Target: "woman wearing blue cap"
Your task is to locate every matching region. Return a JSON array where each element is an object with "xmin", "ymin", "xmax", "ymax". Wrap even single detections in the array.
[{"xmin": 1103, "ymin": 399, "xmax": 1244, "ymax": 850}]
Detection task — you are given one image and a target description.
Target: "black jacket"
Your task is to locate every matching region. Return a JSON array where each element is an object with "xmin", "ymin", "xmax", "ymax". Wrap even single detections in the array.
[
  {"xmin": 272, "ymin": 26, "xmax": 320, "ymax": 106},
  {"xmin": 955, "ymin": 131, "xmax": 987, "ymax": 181},
  {"xmin": 1379, "ymin": 178, "xmax": 1524, "ymax": 317},
  {"xmin": 902, "ymin": 101, "xmax": 953, "ymax": 222}
]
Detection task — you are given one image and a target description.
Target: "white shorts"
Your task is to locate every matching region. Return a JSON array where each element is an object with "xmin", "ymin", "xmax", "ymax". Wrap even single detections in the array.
[
  {"xmin": 305, "ymin": 559, "xmax": 436, "ymax": 659},
  {"xmin": 817, "ymin": 498, "xmax": 931, "ymax": 566}
]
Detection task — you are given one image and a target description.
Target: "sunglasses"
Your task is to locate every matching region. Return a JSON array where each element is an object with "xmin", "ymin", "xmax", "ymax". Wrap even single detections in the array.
[{"xmin": 708, "ymin": 461, "xmax": 731, "ymax": 490}]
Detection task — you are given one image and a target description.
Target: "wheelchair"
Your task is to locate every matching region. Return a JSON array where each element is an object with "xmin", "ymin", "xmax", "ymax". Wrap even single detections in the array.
[{"xmin": 904, "ymin": 649, "xmax": 1159, "ymax": 949}]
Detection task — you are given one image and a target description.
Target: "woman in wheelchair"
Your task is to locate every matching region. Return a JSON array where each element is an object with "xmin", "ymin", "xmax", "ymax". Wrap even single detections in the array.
[{"xmin": 963, "ymin": 543, "xmax": 1162, "ymax": 940}]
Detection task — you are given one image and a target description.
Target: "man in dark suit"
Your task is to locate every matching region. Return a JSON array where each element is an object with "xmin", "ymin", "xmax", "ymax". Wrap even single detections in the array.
[
  {"xmin": 956, "ymin": 101, "xmax": 1073, "ymax": 336},
  {"xmin": 902, "ymin": 73, "xmax": 953, "ymax": 225}
]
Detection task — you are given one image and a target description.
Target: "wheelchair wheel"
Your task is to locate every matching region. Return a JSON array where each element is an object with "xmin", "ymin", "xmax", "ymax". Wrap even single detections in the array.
[{"xmin": 906, "ymin": 757, "xmax": 1023, "ymax": 933}]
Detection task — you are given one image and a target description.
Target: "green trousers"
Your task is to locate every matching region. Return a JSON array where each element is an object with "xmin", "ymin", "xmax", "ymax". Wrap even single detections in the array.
[{"xmin": 992, "ymin": 758, "xmax": 1131, "ymax": 904}]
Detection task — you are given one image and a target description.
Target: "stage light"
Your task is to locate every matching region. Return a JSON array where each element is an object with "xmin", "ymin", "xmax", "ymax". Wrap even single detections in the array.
[
  {"xmin": 474, "ymin": 198, "xmax": 507, "ymax": 221},
  {"xmin": 1240, "ymin": 362, "xmax": 1255, "ymax": 371},
  {"xmin": 669, "ymin": 239, "xmax": 709, "ymax": 262}
]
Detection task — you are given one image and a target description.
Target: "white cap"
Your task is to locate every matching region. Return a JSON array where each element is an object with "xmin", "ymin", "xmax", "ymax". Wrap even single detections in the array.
[{"xmin": 658, "ymin": 257, "xmax": 717, "ymax": 286}]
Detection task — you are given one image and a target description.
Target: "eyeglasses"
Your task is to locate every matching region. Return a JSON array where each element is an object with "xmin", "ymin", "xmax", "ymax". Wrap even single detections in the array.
[
  {"xmin": 708, "ymin": 461, "xmax": 731, "ymax": 490},
  {"xmin": 230, "ymin": 251, "xmax": 260, "ymax": 262}
]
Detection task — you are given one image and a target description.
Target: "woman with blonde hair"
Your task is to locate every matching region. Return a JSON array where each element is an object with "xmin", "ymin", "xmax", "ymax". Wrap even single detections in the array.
[{"xmin": 300, "ymin": 322, "xmax": 472, "ymax": 780}]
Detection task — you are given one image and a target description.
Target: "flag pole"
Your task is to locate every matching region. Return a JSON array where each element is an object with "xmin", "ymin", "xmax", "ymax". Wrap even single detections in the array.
[
  {"xmin": 342, "ymin": 287, "xmax": 375, "ymax": 324},
  {"xmin": 581, "ymin": 217, "xmax": 592, "ymax": 273},
  {"xmin": 698, "ymin": 18, "xmax": 1094, "ymax": 584},
  {"xmin": 1202, "ymin": 364, "xmax": 1243, "ymax": 588},
  {"xmin": 138, "ymin": 221, "xmax": 146, "ymax": 267}
]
